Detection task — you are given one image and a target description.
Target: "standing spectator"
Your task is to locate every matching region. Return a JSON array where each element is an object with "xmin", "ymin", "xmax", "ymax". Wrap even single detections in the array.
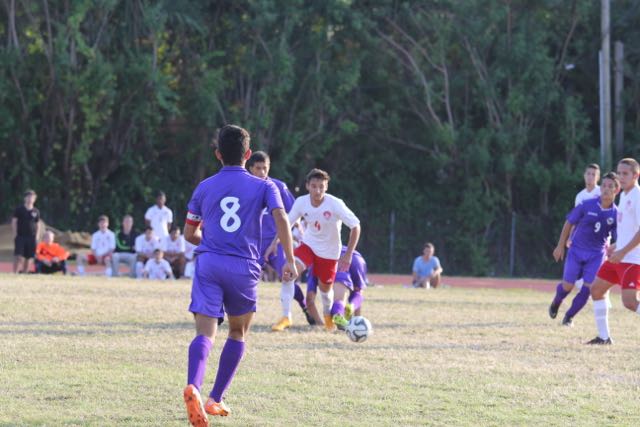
[
  {"xmin": 77, "ymin": 215, "xmax": 116, "ymax": 276},
  {"xmin": 12, "ymin": 189, "xmax": 41, "ymax": 273},
  {"xmin": 161, "ymin": 225, "xmax": 187, "ymax": 278},
  {"xmin": 412, "ymin": 242, "xmax": 443, "ymax": 289},
  {"xmin": 112, "ymin": 215, "xmax": 138, "ymax": 278},
  {"xmin": 143, "ymin": 249, "xmax": 174, "ymax": 280},
  {"xmin": 135, "ymin": 226, "xmax": 160, "ymax": 278},
  {"xmin": 35, "ymin": 230, "xmax": 70, "ymax": 274},
  {"xmin": 145, "ymin": 190, "xmax": 173, "ymax": 239}
]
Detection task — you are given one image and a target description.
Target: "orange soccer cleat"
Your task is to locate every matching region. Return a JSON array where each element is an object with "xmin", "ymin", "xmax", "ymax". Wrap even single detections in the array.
[
  {"xmin": 271, "ymin": 316, "xmax": 292, "ymax": 332},
  {"xmin": 324, "ymin": 314, "xmax": 335, "ymax": 331},
  {"xmin": 204, "ymin": 397, "xmax": 231, "ymax": 416},
  {"xmin": 183, "ymin": 385, "xmax": 209, "ymax": 427}
]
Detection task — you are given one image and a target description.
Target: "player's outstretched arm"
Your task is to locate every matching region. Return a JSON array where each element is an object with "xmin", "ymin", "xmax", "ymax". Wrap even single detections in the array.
[
  {"xmin": 553, "ymin": 221, "xmax": 572, "ymax": 262},
  {"xmin": 339, "ymin": 224, "xmax": 361, "ymax": 272},
  {"xmin": 273, "ymin": 208, "xmax": 298, "ymax": 281}
]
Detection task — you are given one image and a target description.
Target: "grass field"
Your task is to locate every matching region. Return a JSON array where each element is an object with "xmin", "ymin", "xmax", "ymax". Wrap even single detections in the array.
[{"xmin": 1, "ymin": 275, "xmax": 639, "ymax": 426}]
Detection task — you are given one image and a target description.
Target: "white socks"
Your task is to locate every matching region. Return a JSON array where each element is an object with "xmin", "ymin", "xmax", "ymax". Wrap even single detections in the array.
[
  {"xmin": 105, "ymin": 267, "xmax": 112, "ymax": 277},
  {"xmin": 77, "ymin": 265, "xmax": 85, "ymax": 275},
  {"xmin": 280, "ymin": 281, "xmax": 295, "ymax": 318},
  {"xmin": 593, "ymin": 299, "xmax": 610, "ymax": 340},
  {"xmin": 319, "ymin": 288, "xmax": 334, "ymax": 315}
]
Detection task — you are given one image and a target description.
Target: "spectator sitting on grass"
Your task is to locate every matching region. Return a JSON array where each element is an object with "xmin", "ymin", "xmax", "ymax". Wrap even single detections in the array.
[
  {"xmin": 135, "ymin": 226, "xmax": 160, "ymax": 278},
  {"xmin": 143, "ymin": 248, "xmax": 174, "ymax": 280},
  {"xmin": 35, "ymin": 230, "xmax": 69, "ymax": 274},
  {"xmin": 161, "ymin": 225, "xmax": 187, "ymax": 278},
  {"xmin": 77, "ymin": 215, "xmax": 116, "ymax": 276},
  {"xmin": 412, "ymin": 242, "xmax": 443, "ymax": 289}
]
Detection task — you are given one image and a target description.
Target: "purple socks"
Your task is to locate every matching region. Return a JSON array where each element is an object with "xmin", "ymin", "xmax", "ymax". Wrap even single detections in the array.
[
  {"xmin": 330, "ymin": 301, "xmax": 345, "ymax": 317},
  {"xmin": 565, "ymin": 285, "xmax": 590, "ymax": 318},
  {"xmin": 210, "ymin": 338, "xmax": 245, "ymax": 402},
  {"xmin": 187, "ymin": 335, "xmax": 212, "ymax": 390},
  {"xmin": 349, "ymin": 291, "xmax": 363, "ymax": 311},
  {"xmin": 552, "ymin": 283, "xmax": 570, "ymax": 306},
  {"xmin": 294, "ymin": 283, "xmax": 306, "ymax": 309}
]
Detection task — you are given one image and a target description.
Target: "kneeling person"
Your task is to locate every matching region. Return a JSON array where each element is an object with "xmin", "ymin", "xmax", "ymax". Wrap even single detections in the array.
[{"xmin": 143, "ymin": 249, "xmax": 174, "ymax": 280}]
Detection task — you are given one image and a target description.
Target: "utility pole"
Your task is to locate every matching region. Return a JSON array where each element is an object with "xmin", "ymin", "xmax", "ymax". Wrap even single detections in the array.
[
  {"xmin": 600, "ymin": 0, "xmax": 612, "ymax": 170},
  {"xmin": 614, "ymin": 41, "xmax": 624, "ymax": 159}
]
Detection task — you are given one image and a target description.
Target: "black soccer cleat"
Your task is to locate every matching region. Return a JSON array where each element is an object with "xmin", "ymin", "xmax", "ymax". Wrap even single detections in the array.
[
  {"xmin": 548, "ymin": 302, "xmax": 560, "ymax": 319},
  {"xmin": 585, "ymin": 336, "xmax": 612, "ymax": 345},
  {"xmin": 562, "ymin": 315, "xmax": 573, "ymax": 327},
  {"xmin": 302, "ymin": 307, "xmax": 316, "ymax": 325}
]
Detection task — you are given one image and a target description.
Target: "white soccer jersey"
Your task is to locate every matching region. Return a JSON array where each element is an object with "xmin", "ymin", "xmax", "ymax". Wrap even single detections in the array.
[
  {"xmin": 617, "ymin": 185, "xmax": 640, "ymax": 264},
  {"xmin": 288, "ymin": 194, "xmax": 360, "ymax": 260},
  {"xmin": 135, "ymin": 234, "xmax": 160, "ymax": 257},
  {"xmin": 144, "ymin": 258, "xmax": 172, "ymax": 280},
  {"xmin": 161, "ymin": 235, "xmax": 186, "ymax": 254},
  {"xmin": 145, "ymin": 205, "xmax": 173, "ymax": 238},
  {"xmin": 575, "ymin": 186, "xmax": 601, "ymax": 206},
  {"xmin": 91, "ymin": 229, "xmax": 116, "ymax": 257}
]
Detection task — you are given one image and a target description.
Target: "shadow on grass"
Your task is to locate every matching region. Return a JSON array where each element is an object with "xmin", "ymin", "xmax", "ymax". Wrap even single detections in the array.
[{"xmin": 0, "ymin": 321, "xmax": 193, "ymax": 336}]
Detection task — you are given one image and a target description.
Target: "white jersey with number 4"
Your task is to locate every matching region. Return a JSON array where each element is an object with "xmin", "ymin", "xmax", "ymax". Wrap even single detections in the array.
[
  {"xmin": 288, "ymin": 194, "xmax": 360, "ymax": 260},
  {"xmin": 617, "ymin": 185, "xmax": 640, "ymax": 264},
  {"xmin": 575, "ymin": 186, "xmax": 600, "ymax": 206}
]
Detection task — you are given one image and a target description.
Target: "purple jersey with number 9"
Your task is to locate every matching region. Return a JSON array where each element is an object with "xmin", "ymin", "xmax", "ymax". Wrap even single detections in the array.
[{"xmin": 566, "ymin": 197, "xmax": 617, "ymax": 253}]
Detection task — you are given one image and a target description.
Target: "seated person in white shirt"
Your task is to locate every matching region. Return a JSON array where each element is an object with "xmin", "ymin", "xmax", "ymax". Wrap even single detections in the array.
[
  {"xmin": 143, "ymin": 248, "xmax": 174, "ymax": 280},
  {"xmin": 161, "ymin": 225, "xmax": 186, "ymax": 278},
  {"xmin": 134, "ymin": 226, "xmax": 160, "ymax": 278},
  {"xmin": 145, "ymin": 190, "xmax": 173, "ymax": 239},
  {"xmin": 77, "ymin": 215, "xmax": 116, "ymax": 276},
  {"xmin": 183, "ymin": 239, "xmax": 197, "ymax": 279}
]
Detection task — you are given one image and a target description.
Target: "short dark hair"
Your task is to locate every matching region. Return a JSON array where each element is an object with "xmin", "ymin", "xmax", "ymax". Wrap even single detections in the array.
[
  {"xmin": 216, "ymin": 125, "xmax": 250, "ymax": 165},
  {"xmin": 602, "ymin": 171, "xmax": 621, "ymax": 188},
  {"xmin": 586, "ymin": 163, "xmax": 600, "ymax": 172},
  {"xmin": 305, "ymin": 168, "xmax": 330, "ymax": 183},
  {"xmin": 98, "ymin": 215, "xmax": 109, "ymax": 223},
  {"xmin": 153, "ymin": 248, "xmax": 162, "ymax": 254},
  {"xmin": 24, "ymin": 189, "xmax": 37, "ymax": 197},
  {"xmin": 144, "ymin": 226, "xmax": 153, "ymax": 232},
  {"xmin": 618, "ymin": 158, "xmax": 640, "ymax": 174},
  {"xmin": 247, "ymin": 151, "xmax": 270, "ymax": 169},
  {"xmin": 169, "ymin": 225, "xmax": 180, "ymax": 234},
  {"xmin": 156, "ymin": 190, "xmax": 166, "ymax": 199}
]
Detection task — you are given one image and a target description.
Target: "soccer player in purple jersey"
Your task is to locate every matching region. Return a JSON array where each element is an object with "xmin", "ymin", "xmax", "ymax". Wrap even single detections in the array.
[
  {"xmin": 246, "ymin": 151, "xmax": 315, "ymax": 325},
  {"xmin": 307, "ymin": 246, "xmax": 368, "ymax": 329},
  {"xmin": 182, "ymin": 125, "xmax": 297, "ymax": 427},
  {"xmin": 549, "ymin": 172, "xmax": 620, "ymax": 326}
]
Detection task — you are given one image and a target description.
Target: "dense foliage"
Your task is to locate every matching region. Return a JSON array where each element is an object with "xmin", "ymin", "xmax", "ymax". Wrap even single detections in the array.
[{"xmin": 2, "ymin": 0, "xmax": 640, "ymax": 276}]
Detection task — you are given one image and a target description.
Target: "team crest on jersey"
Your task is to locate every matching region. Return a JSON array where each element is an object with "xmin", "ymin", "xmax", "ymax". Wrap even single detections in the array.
[
  {"xmin": 323, "ymin": 211, "xmax": 332, "ymax": 219},
  {"xmin": 31, "ymin": 211, "xmax": 37, "ymax": 218},
  {"xmin": 607, "ymin": 217, "xmax": 614, "ymax": 225}
]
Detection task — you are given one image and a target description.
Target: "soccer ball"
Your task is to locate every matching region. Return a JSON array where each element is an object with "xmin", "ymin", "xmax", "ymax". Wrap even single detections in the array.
[{"xmin": 345, "ymin": 316, "xmax": 373, "ymax": 343}]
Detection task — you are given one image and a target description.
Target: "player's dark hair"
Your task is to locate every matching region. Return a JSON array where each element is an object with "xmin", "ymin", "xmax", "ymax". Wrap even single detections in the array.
[
  {"xmin": 216, "ymin": 125, "xmax": 250, "ymax": 165},
  {"xmin": 24, "ymin": 189, "xmax": 37, "ymax": 197},
  {"xmin": 305, "ymin": 168, "xmax": 330, "ymax": 183},
  {"xmin": 169, "ymin": 225, "xmax": 180, "ymax": 233},
  {"xmin": 602, "ymin": 171, "xmax": 620, "ymax": 188},
  {"xmin": 618, "ymin": 158, "xmax": 640, "ymax": 174},
  {"xmin": 247, "ymin": 151, "xmax": 270, "ymax": 169},
  {"xmin": 586, "ymin": 163, "xmax": 600, "ymax": 172},
  {"xmin": 144, "ymin": 226, "xmax": 153, "ymax": 232},
  {"xmin": 156, "ymin": 190, "xmax": 166, "ymax": 199},
  {"xmin": 98, "ymin": 215, "xmax": 109, "ymax": 223}
]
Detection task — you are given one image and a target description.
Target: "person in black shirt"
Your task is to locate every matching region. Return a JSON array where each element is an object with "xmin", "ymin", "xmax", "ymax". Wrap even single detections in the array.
[
  {"xmin": 12, "ymin": 189, "xmax": 41, "ymax": 273},
  {"xmin": 111, "ymin": 215, "xmax": 138, "ymax": 278}
]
